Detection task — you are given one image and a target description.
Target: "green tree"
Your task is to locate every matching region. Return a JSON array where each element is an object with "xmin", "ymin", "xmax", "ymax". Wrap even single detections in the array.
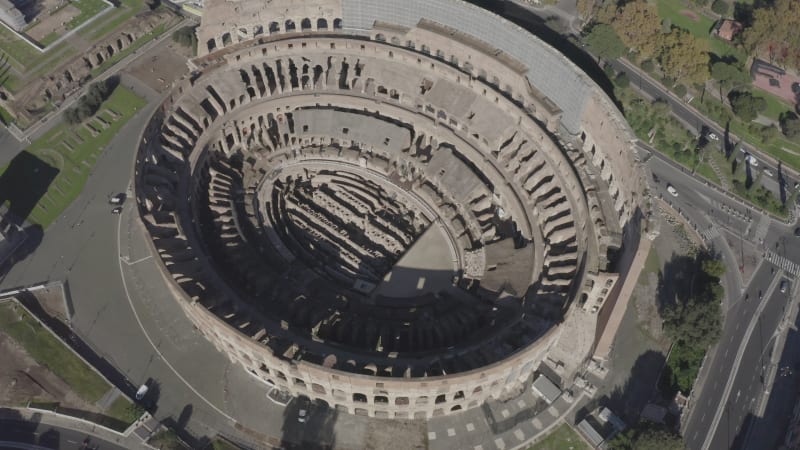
[
  {"xmin": 743, "ymin": 0, "xmax": 800, "ymax": 70},
  {"xmin": 612, "ymin": 1, "xmax": 663, "ymax": 59},
  {"xmin": 576, "ymin": 0, "xmax": 596, "ymax": 21},
  {"xmin": 711, "ymin": 0, "xmax": 729, "ymax": 16},
  {"xmin": 584, "ymin": 23, "xmax": 626, "ymax": 61},
  {"xmin": 701, "ymin": 258, "xmax": 726, "ymax": 278},
  {"xmin": 710, "ymin": 61, "xmax": 749, "ymax": 93},
  {"xmin": 659, "ymin": 29, "xmax": 710, "ymax": 84},
  {"xmin": 780, "ymin": 111, "xmax": 800, "ymax": 139},
  {"xmin": 728, "ymin": 91, "xmax": 767, "ymax": 121},
  {"xmin": 609, "ymin": 422, "xmax": 685, "ymax": 450}
]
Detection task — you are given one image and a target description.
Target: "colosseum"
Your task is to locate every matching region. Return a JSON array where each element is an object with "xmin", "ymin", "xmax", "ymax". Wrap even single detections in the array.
[{"xmin": 133, "ymin": 0, "xmax": 652, "ymax": 419}]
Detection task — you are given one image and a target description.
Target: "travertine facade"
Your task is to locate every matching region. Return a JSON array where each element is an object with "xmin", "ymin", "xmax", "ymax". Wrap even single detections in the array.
[{"xmin": 133, "ymin": 0, "xmax": 650, "ymax": 419}]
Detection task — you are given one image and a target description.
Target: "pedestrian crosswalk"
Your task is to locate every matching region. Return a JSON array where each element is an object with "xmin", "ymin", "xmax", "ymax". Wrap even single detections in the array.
[
  {"xmin": 765, "ymin": 251, "xmax": 800, "ymax": 277},
  {"xmin": 700, "ymin": 225, "xmax": 720, "ymax": 242}
]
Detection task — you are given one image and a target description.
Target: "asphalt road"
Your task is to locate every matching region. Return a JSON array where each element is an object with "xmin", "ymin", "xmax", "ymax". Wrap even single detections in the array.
[
  {"xmin": 612, "ymin": 59, "xmax": 797, "ymax": 198},
  {"xmin": 0, "ymin": 420, "xmax": 125, "ymax": 450},
  {"xmin": 708, "ymin": 270, "xmax": 792, "ymax": 450}
]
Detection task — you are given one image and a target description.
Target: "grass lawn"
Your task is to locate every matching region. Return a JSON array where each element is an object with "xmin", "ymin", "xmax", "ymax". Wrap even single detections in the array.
[
  {"xmin": 651, "ymin": 0, "xmax": 747, "ymax": 62},
  {"xmin": 528, "ymin": 423, "xmax": 590, "ymax": 450},
  {"xmin": 760, "ymin": 91, "xmax": 795, "ymax": 121},
  {"xmin": 80, "ymin": 0, "xmax": 148, "ymax": 41},
  {"xmin": 0, "ymin": 85, "xmax": 145, "ymax": 228},
  {"xmin": 105, "ymin": 395, "xmax": 143, "ymax": 425},
  {"xmin": 0, "ymin": 26, "xmax": 43, "ymax": 71},
  {"xmin": 0, "ymin": 103, "xmax": 14, "ymax": 125},
  {"xmin": 0, "ymin": 302, "xmax": 111, "ymax": 403},
  {"xmin": 66, "ymin": 0, "xmax": 113, "ymax": 30},
  {"xmin": 694, "ymin": 94, "xmax": 800, "ymax": 170}
]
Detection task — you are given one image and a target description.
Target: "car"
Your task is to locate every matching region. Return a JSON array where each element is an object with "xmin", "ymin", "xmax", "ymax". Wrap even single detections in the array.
[
  {"xmin": 666, "ymin": 184, "xmax": 678, "ymax": 197},
  {"xmin": 135, "ymin": 383, "xmax": 149, "ymax": 400},
  {"xmin": 109, "ymin": 193, "xmax": 126, "ymax": 205},
  {"xmin": 707, "ymin": 132, "xmax": 719, "ymax": 141},
  {"xmin": 745, "ymin": 155, "xmax": 759, "ymax": 167},
  {"xmin": 763, "ymin": 169, "xmax": 774, "ymax": 177},
  {"xmin": 111, "ymin": 206, "xmax": 123, "ymax": 214},
  {"xmin": 795, "ymin": 227, "xmax": 800, "ymax": 237},
  {"xmin": 298, "ymin": 408, "xmax": 308, "ymax": 423},
  {"xmin": 781, "ymin": 280, "xmax": 790, "ymax": 293}
]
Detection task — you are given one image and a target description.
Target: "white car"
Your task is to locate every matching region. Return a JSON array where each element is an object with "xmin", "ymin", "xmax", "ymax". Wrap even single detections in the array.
[
  {"xmin": 762, "ymin": 169, "xmax": 774, "ymax": 177},
  {"xmin": 707, "ymin": 132, "xmax": 719, "ymax": 141},
  {"xmin": 666, "ymin": 184, "xmax": 678, "ymax": 197},
  {"xmin": 298, "ymin": 408, "xmax": 308, "ymax": 423},
  {"xmin": 745, "ymin": 155, "xmax": 758, "ymax": 167}
]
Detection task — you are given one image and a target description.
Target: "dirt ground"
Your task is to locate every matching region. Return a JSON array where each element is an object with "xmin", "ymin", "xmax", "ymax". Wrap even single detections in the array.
[
  {"xmin": 0, "ymin": 331, "xmax": 95, "ymax": 412},
  {"xmin": 126, "ymin": 41, "xmax": 192, "ymax": 93},
  {"xmin": 362, "ymin": 418, "xmax": 426, "ymax": 450},
  {"xmin": 34, "ymin": 285, "xmax": 70, "ymax": 324},
  {"xmin": 26, "ymin": 4, "xmax": 80, "ymax": 42}
]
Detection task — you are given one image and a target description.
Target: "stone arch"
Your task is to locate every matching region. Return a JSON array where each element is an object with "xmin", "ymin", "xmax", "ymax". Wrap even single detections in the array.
[
  {"xmin": 375, "ymin": 33, "xmax": 386, "ymax": 42},
  {"xmin": 333, "ymin": 18, "xmax": 342, "ymax": 29},
  {"xmin": 301, "ymin": 18, "xmax": 312, "ymax": 30},
  {"xmin": 253, "ymin": 25, "xmax": 264, "ymax": 36},
  {"xmin": 285, "ymin": 20, "xmax": 296, "ymax": 32},
  {"xmin": 269, "ymin": 22, "xmax": 280, "ymax": 33},
  {"xmin": 317, "ymin": 18, "xmax": 328, "ymax": 30},
  {"xmin": 390, "ymin": 36, "xmax": 400, "ymax": 45},
  {"xmin": 221, "ymin": 32, "xmax": 232, "ymax": 46}
]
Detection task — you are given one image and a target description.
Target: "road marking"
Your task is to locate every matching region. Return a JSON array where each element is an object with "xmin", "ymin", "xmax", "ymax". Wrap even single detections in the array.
[
  {"xmin": 121, "ymin": 255, "xmax": 153, "ymax": 266},
  {"xmin": 115, "ymin": 207, "xmax": 236, "ymax": 423}
]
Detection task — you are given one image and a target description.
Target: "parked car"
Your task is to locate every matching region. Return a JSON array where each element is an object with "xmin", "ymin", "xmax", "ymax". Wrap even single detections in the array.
[
  {"xmin": 135, "ymin": 383, "xmax": 149, "ymax": 400},
  {"xmin": 762, "ymin": 169, "xmax": 774, "ymax": 177},
  {"xmin": 707, "ymin": 132, "xmax": 719, "ymax": 141},
  {"xmin": 781, "ymin": 280, "xmax": 790, "ymax": 293},
  {"xmin": 795, "ymin": 227, "xmax": 800, "ymax": 237},
  {"xmin": 111, "ymin": 206, "xmax": 123, "ymax": 214},
  {"xmin": 666, "ymin": 184, "xmax": 678, "ymax": 197},
  {"xmin": 745, "ymin": 155, "xmax": 759, "ymax": 167}
]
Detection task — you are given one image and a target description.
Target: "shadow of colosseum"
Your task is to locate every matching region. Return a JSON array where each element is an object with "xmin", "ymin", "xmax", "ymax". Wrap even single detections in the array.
[{"xmin": 280, "ymin": 395, "xmax": 338, "ymax": 449}]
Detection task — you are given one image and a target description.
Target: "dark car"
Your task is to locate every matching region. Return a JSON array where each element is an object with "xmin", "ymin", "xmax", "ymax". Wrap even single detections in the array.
[{"xmin": 795, "ymin": 227, "xmax": 800, "ymax": 237}]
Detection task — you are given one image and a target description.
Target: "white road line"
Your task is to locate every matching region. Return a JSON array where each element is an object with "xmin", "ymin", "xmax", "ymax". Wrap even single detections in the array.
[
  {"xmin": 116, "ymin": 205, "xmax": 236, "ymax": 422},
  {"xmin": 121, "ymin": 255, "xmax": 153, "ymax": 266}
]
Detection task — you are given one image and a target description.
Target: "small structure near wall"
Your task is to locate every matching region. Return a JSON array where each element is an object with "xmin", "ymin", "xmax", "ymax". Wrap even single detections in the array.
[
  {"xmin": 712, "ymin": 19, "xmax": 743, "ymax": 42},
  {"xmin": 531, "ymin": 373, "xmax": 561, "ymax": 404}
]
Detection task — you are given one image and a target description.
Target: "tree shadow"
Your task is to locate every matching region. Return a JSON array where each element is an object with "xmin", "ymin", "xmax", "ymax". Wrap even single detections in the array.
[
  {"xmin": 0, "ymin": 151, "xmax": 59, "ymax": 226},
  {"xmin": 574, "ymin": 350, "xmax": 668, "ymax": 427},
  {"xmin": 280, "ymin": 395, "xmax": 338, "ymax": 449},
  {"xmin": 0, "ymin": 408, "xmax": 42, "ymax": 445},
  {"xmin": 37, "ymin": 427, "xmax": 60, "ymax": 448},
  {"xmin": 0, "ymin": 223, "xmax": 42, "ymax": 283},
  {"xmin": 655, "ymin": 253, "xmax": 695, "ymax": 315},
  {"xmin": 724, "ymin": 122, "xmax": 734, "ymax": 159},
  {"xmin": 777, "ymin": 161, "xmax": 788, "ymax": 204}
]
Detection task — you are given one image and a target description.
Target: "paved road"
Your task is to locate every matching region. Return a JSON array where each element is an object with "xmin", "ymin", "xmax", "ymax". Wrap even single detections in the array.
[
  {"xmin": 0, "ymin": 419, "xmax": 126, "ymax": 450},
  {"xmin": 612, "ymin": 58, "xmax": 799, "ymax": 199},
  {"xmin": 708, "ymin": 271, "xmax": 793, "ymax": 450}
]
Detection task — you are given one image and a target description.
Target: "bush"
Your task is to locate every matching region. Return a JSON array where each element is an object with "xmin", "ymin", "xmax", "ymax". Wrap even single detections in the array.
[
  {"xmin": 711, "ymin": 0, "xmax": 729, "ymax": 15},
  {"xmin": 780, "ymin": 111, "xmax": 800, "ymax": 138},
  {"xmin": 63, "ymin": 77, "xmax": 118, "ymax": 125},
  {"xmin": 172, "ymin": 26, "xmax": 198, "ymax": 54},
  {"xmin": 673, "ymin": 84, "xmax": 687, "ymax": 97},
  {"xmin": 615, "ymin": 72, "xmax": 630, "ymax": 88},
  {"xmin": 728, "ymin": 90, "xmax": 767, "ymax": 121},
  {"xmin": 641, "ymin": 59, "xmax": 655, "ymax": 73}
]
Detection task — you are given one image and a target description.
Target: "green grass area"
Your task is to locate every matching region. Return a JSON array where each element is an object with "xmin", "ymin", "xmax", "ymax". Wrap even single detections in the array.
[
  {"xmin": 81, "ymin": 0, "xmax": 148, "ymax": 41},
  {"xmin": 39, "ymin": 32, "xmax": 61, "ymax": 47},
  {"xmin": 693, "ymin": 95, "xmax": 800, "ymax": 170},
  {"xmin": 643, "ymin": 246, "xmax": 661, "ymax": 277},
  {"xmin": 105, "ymin": 395, "xmax": 144, "ymax": 425},
  {"xmin": 760, "ymin": 91, "xmax": 794, "ymax": 121},
  {"xmin": 528, "ymin": 423, "xmax": 590, "ymax": 450},
  {"xmin": 0, "ymin": 302, "xmax": 111, "ymax": 403},
  {"xmin": 66, "ymin": 0, "xmax": 112, "ymax": 30},
  {"xmin": 0, "ymin": 26, "xmax": 43, "ymax": 70},
  {"xmin": 0, "ymin": 103, "xmax": 14, "ymax": 125},
  {"xmin": 0, "ymin": 85, "xmax": 145, "ymax": 227},
  {"xmin": 651, "ymin": 0, "xmax": 747, "ymax": 61},
  {"xmin": 695, "ymin": 159, "xmax": 722, "ymax": 185},
  {"xmin": 90, "ymin": 20, "xmax": 176, "ymax": 77}
]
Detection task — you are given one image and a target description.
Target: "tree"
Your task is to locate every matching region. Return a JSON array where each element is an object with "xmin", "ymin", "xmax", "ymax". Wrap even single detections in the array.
[
  {"xmin": 612, "ymin": 1, "xmax": 663, "ymax": 60},
  {"xmin": 711, "ymin": 0, "xmax": 729, "ymax": 16},
  {"xmin": 659, "ymin": 29, "xmax": 710, "ymax": 85},
  {"xmin": 743, "ymin": 0, "xmax": 800, "ymax": 70},
  {"xmin": 609, "ymin": 422, "xmax": 685, "ymax": 450},
  {"xmin": 780, "ymin": 111, "xmax": 800, "ymax": 139},
  {"xmin": 584, "ymin": 23, "xmax": 626, "ymax": 61},
  {"xmin": 728, "ymin": 90, "xmax": 767, "ymax": 121},
  {"xmin": 701, "ymin": 258, "xmax": 726, "ymax": 278},
  {"xmin": 710, "ymin": 61, "xmax": 749, "ymax": 93}
]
